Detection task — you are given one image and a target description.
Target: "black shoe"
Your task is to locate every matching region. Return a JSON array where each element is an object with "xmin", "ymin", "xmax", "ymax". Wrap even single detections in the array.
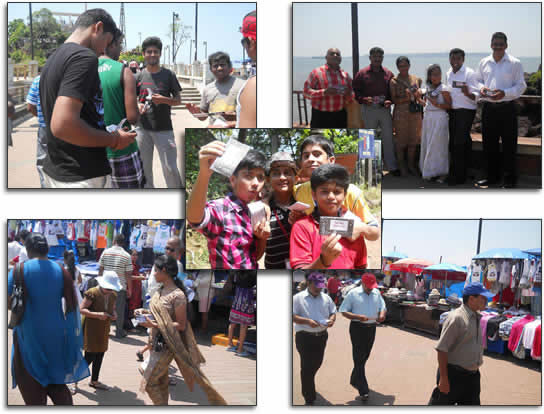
[
  {"xmin": 389, "ymin": 169, "xmax": 401, "ymax": 177},
  {"xmin": 501, "ymin": 176, "xmax": 517, "ymax": 188},
  {"xmin": 356, "ymin": 394, "xmax": 369, "ymax": 401},
  {"xmin": 475, "ymin": 179, "xmax": 496, "ymax": 188},
  {"xmin": 136, "ymin": 351, "xmax": 144, "ymax": 362},
  {"xmin": 304, "ymin": 401, "xmax": 314, "ymax": 406}
]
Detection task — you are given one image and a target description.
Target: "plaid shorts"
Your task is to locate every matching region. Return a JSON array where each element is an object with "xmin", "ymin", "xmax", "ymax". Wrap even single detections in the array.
[{"xmin": 108, "ymin": 151, "xmax": 146, "ymax": 189}]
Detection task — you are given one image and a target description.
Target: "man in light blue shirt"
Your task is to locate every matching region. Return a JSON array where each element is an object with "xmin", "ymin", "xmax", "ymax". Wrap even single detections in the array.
[
  {"xmin": 26, "ymin": 75, "xmax": 47, "ymax": 187},
  {"xmin": 339, "ymin": 273, "xmax": 386, "ymax": 402},
  {"xmin": 293, "ymin": 272, "xmax": 336, "ymax": 405}
]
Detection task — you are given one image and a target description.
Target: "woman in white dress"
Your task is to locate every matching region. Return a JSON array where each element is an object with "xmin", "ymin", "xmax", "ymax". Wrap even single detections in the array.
[{"xmin": 420, "ymin": 64, "xmax": 452, "ymax": 182}]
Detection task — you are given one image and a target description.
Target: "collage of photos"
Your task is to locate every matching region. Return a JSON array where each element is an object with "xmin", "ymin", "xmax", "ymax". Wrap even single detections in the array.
[{"xmin": 3, "ymin": 0, "xmax": 542, "ymax": 410}]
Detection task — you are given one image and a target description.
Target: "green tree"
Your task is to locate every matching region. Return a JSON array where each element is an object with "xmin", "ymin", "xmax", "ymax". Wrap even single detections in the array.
[
  {"xmin": 120, "ymin": 47, "xmax": 145, "ymax": 64},
  {"xmin": 8, "ymin": 19, "xmax": 29, "ymax": 56},
  {"xmin": 166, "ymin": 20, "xmax": 191, "ymax": 63},
  {"xmin": 31, "ymin": 8, "xmax": 69, "ymax": 58}
]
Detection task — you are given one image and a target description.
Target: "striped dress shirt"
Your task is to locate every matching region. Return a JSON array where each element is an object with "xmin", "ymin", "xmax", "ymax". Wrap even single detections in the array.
[{"xmin": 303, "ymin": 64, "xmax": 354, "ymax": 112}]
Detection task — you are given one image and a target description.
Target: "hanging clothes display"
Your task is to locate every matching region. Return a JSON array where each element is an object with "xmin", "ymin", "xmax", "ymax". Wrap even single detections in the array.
[
  {"xmin": 66, "ymin": 221, "xmax": 76, "ymax": 241},
  {"xmin": 106, "ymin": 221, "xmax": 114, "ymax": 248},
  {"xmin": 153, "ymin": 223, "xmax": 171, "ymax": 254},
  {"xmin": 96, "ymin": 222, "xmax": 108, "ymax": 249}
]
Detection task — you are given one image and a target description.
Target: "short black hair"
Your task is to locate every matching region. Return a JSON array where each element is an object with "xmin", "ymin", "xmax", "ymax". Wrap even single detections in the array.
[
  {"xmin": 112, "ymin": 28, "xmax": 124, "ymax": 45},
  {"xmin": 299, "ymin": 135, "xmax": 335, "ymax": 160},
  {"xmin": 114, "ymin": 234, "xmax": 125, "ymax": 245},
  {"xmin": 142, "ymin": 36, "xmax": 163, "ymax": 52},
  {"xmin": 426, "ymin": 64, "xmax": 441, "ymax": 86},
  {"xmin": 449, "ymin": 48, "xmax": 465, "ymax": 59},
  {"xmin": 396, "ymin": 56, "xmax": 410, "ymax": 67},
  {"xmin": 208, "ymin": 51, "xmax": 232, "ymax": 68},
  {"xmin": 233, "ymin": 149, "xmax": 266, "ymax": 176},
  {"xmin": 25, "ymin": 233, "xmax": 49, "ymax": 257},
  {"xmin": 369, "ymin": 47, "xmax": 384, "ymax": 56},
  {"xmin": 18, "ymin": 230, "xmax": 30, "ymax": 243},
  {"xmin": 491, "ymin": 32, "xmax": 508, "ymax": 44},
  {"xmin": 310, "ymin": 164, "xmax": 349, "ymax": 192},
  {"xmin": 154, "ymin": 254, "xmax": 179, "ymax": 279},
  {"xmin": 74, "ymin": 8, "xmax": 117, "ymax": 35}
]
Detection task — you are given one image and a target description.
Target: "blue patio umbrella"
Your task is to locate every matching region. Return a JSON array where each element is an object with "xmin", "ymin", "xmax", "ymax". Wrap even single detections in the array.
[
  {"xmin": 473, "ymin": 248, "xmax": 529, "ymax": 260},
  {"xmin": 523, "ymin": 248, "xmax": 541, "ymax": 257},
  {"xmin": 383, "ymin": 251, "xmax": 408, "ymax": 259}
]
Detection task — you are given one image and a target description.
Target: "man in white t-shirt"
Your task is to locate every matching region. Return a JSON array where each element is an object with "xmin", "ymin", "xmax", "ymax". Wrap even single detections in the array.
[
  {"xmin": 8, "ymin": 230, "xmax": 30, "ymax": 268},
  {"xmin": 146, "ymin": 236, "xmax": 184, "ymax": 302}
]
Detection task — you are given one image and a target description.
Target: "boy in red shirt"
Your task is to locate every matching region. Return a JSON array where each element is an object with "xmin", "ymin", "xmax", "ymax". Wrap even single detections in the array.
[{"xmin": 290, "ymin": 164, "xmax": 367, "ymax": 269}]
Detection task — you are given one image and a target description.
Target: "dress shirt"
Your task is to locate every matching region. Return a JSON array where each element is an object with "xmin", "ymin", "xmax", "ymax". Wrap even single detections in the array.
[
  {"xmin": 293, "ymin": 289, "xmax": 336, "ymax": 333},
  {"xmin": 474, "ymin": 52, "xmax": 526, "ymax": 102},
  {"xmin": 435, "ymin": 304, "xmax": 483, "ymax": 371},
  {"xmin": 352, "ymin": 65, "xmax": 394, "ymax": 103},
  {"xmin": 303, "ymin": 64, "xmax": 354, "ymax": 112},
  {"xmin": 338, "ymin": 286, "xmax": 386, "ymax": 324},
  {"xmin": 445, "ymin": 64, "xmax": 479, "ymax": 110}
]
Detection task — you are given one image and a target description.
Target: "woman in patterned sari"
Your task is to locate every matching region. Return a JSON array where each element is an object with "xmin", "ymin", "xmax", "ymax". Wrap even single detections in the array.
[{"xmin": 135, "ymin": 255, "xmax": 226, "ymax": 405}]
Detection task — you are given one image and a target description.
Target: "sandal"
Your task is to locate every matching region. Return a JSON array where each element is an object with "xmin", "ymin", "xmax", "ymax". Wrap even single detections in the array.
[
  {"xmin": 136, "ymin": 351, "xmax": 144, "ymax": 362},
  {"xmin": 226, "ymin": 345, "xmax": 237, "ymax": 352},
  {"xmin": 89, "ymin": 381, "xmax": 109, "ymax": 390}
]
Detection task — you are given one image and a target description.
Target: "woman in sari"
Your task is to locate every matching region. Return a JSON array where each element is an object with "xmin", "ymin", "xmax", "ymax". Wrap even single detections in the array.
[{"xmin": 135, "ymin": 255, "xmax": 226, "ymax": 405}]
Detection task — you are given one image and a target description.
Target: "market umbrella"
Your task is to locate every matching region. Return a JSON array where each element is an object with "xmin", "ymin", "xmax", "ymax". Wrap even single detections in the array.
[
  {"xmin": 522, "ymin": 248, "xmax": 541, "ymax": 257},
  {"xmin": 473, "ymin": 248, "xmax": 529, "ymax": 260},
  {"xmin": 389, "ymin": 258, "xmax": 434, "ymax": 275},
  {"xmin": 422, "ymin": 263, "xmax": 467, "ymax": 281},
  {"xmin": 383, "ymin": 251, "xmax": 408, "ymax": 260}
]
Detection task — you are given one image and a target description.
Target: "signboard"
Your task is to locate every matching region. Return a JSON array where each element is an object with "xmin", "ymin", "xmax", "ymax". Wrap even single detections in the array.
[{"xmin": 358, "ymin": 129, "xmax": 376, "ymax": 159}]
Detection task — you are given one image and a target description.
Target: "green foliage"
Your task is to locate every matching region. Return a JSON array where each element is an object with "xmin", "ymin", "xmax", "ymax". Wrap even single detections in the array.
[
  {"xmin": 8, "ymin": 19, "xmax": 28, "ymax": 54},
  {"xmin": 10, "ymin": 50, "xmax": 30, "ymax": 63},
  {"xmin": 527, "ymin": 69, "xmax": 542, "ymax": 95},
  {"xmin": 293, "ymin": 129, "xmax": 360, "ymax": 156},
  {"xmin": 31, "ymin": 9, "xmax": 68, "ymax": 58}
]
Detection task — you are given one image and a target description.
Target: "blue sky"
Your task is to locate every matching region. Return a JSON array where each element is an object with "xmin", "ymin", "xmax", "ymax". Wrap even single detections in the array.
[
  {"xmin": 293, "ymin": 3, "xmax": 541, "ymax": 57},
  {"xmin": 8, "ymin": 2, "xmax": 255, "ymax": 63},
  {"xmin": 382, "ymin": 219, "xmax": 541, "ymax": 266}
]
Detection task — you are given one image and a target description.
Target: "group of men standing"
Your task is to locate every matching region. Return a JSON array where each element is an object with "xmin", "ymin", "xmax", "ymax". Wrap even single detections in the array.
[
  {"xmin": 304, "ymin": 32, "xmax": 526, "ymax": 188},
  {"xmin": 293, "ymin": 272, "xmax": 499, "ymax": 406},
  {"xmin": 26, "ymin": 8, "xmax": 183, "ymax": 188}
]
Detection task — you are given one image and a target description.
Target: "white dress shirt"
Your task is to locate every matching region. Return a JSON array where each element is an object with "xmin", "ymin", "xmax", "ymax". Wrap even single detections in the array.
[
  {"xmin": 474, "ymin": 52, "xmax": 526, "ymax": 102},
  {"xmin": 445, "ymin": 64, "xmax": 479, "ymax": 110},
  {"xmin": 293, "ymin": 289, "xmax": 336, "ymax": 333}
]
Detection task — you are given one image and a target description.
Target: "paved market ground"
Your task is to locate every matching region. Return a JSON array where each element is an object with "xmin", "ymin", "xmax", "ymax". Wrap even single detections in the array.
[
  {"xmin": 7, "ymin": 106, "xmax": 205, "ymax": 189},
  {"xmin": 292, "ymin": 315, "xmax": 541, "ymax": 405},
  {"xmin": 7, "ymin": 317, "xmax": 256, "ymax": 405}
]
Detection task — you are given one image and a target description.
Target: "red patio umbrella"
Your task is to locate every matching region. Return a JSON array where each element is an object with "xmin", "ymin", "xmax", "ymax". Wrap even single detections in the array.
[{"xmin": 389, "ymin": 258, "xmax": 434, "ymax": 275}]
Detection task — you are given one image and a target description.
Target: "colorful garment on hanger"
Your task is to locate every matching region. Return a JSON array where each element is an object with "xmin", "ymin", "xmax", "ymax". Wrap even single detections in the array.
[
  {"xmin": 96, "ymin": 222, "xmax": 108, "ymax": 249},
  {"xmin": 507, "ymin": 314, "xmax": 535, "ymax": 353},
  {"xmin": 153, "ymin": 224, "xmax": 171, "ymax": 254}
]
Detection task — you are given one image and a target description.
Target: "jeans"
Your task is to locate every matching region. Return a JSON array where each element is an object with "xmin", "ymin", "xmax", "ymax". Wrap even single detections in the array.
[
  {"xmin": 136, "ymin": 128, "xmax": 182, "ymax": 188},
  {"xmin": 115, "ymin": 289, "xmax": 127, "ymax": 337}
]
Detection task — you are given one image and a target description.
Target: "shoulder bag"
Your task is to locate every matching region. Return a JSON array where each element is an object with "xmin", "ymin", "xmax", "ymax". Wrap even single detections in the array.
[{"xmin": 8, "ymin": 262, "xmax": 26, "ymax": 329}]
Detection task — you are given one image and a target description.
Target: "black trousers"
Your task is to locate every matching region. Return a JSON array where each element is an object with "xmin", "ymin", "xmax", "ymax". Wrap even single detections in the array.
[
  {"xmin": 448, "ymin": 108, "xmax": 476, "ymax": 184},
  {"xmin": 12, "ymin": 334, "xmax": 73, "ymax": 405},
  {"xmin": 481, "ymin": 101, "xmax": 518, "ymax": 183},
  {"xmin": 349, "ymin": 322, "xmax": 376, "ymax": 395},
  {"xmin": 295, "ymin": 330, "xmax": 328, "ymax": 404},
  {"xmin": 310, "ymin": 107, "xmax": 347, "ymax": 128},
  {"xmin": 430, "ymin": 364, "xmax": 481, "ymax": 405},
  {"xmin": 84, "ymin": 351, "xmax": 105, "ymax": 382}
]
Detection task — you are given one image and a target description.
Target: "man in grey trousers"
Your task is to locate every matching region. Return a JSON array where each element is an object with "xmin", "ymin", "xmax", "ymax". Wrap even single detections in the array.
[{"xmin": 353, "ymin": 47, "xmax": 399, "ymax": 176}]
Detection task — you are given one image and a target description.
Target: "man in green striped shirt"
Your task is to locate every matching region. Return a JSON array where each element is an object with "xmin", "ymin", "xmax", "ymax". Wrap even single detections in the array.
[{"xmin": 98, "ymin": 29, "xmax": 145, "ymax": 188}]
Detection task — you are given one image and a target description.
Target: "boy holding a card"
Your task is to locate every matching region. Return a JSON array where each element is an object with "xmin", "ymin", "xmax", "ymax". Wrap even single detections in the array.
[
  {"xmin": 187, "ymin": 140, "xmax": 269, "ymax": 269},
  {"xmin": 290, "ymin": 164, "xmax": 368, "ymax": 269},
  {"xmin": 294, "ymin": 135, "xmax": 380, "ymax": 242}
]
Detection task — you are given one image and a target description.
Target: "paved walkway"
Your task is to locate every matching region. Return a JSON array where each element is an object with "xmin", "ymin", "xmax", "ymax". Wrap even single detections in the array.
[
  {"xmin": 292, "ymin": 315, "xmax": 541, "ymax": 405},
  {"xmin": 7, "ymin": 108, "xmax": 206, "ymax": 189},
  {"xmin": 7, "ymin": 317, "xmax": 256, "ymax": 405}
]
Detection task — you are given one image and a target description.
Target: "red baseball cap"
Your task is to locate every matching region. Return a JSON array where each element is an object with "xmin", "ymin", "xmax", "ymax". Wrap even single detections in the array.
[
  {"xmin": 361, "ymin": 273, "xmax": 378, "ymax": 289},
  {"xmin": 241, "ymin": 11, "xmax": 256, "ymax": 40}
]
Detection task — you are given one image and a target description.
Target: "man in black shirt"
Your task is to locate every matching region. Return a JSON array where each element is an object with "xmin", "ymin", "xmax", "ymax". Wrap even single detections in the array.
[
  {"xmin": 40, "ymin": 8, "xmax": 136, "ymax": 188},
  {"xmin": 135, "ymin": 37, "xmax": 183, "ymax": 188}
]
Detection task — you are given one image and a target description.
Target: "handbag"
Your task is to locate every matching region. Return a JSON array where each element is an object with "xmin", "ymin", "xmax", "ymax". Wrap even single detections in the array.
[{"xmin": 8, "ymin": 262, "xmax": 26, "ymax": 329}]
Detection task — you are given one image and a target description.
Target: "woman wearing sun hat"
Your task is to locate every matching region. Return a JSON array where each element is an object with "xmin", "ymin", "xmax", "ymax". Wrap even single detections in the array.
[{"xmin": 79, "ymin": 270, "xmax": 121, "ymax": 391}]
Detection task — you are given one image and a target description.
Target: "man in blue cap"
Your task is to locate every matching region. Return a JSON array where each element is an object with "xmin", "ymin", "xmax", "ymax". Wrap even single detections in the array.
[
  {"xmin": 432, "ymin": 282, "xmax": 494, "ymax": 405},
  {"xmin": 293, "ymin": 272, "xmax": 336, "ymax": 405}
]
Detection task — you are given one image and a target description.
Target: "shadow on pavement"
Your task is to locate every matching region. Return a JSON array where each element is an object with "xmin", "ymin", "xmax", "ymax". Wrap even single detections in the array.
[
  {"xmin": 344, "ymin": 389, "xmax": 396, "ymax": 406},
  {"xmin": 168, "ymin": 377, "xmax": 217, "ymax": 405},
  {"xmin": 483, "ymin": 350, "xmax": 542, "ymax": 372},
  {"xmin": 75, "ymin": 385, "xmax": 145, "ymax": 405},
  {"xmin": 109, "ymin": 334, "xmax": 147, "ymax": 347}
]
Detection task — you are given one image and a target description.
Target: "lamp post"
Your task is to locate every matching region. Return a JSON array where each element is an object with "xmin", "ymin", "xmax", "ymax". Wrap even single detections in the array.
[
  {"xmin": 189, "ymin": 39, "xmax": 192, "ymax": 64},
  {"xmin": 203, "ymin": 41, "xmax": 207, "ymax": 60},
  {"xmin": 138, "ymin": 32, "xmax": 142, "ymax": 46},
  {"xmin": 172, "ymin": 12, "xmax": 179, "ymax": 65},
  {"xmin": 29, "ymin": 3, "xmax": 34, "ymax": 60}
]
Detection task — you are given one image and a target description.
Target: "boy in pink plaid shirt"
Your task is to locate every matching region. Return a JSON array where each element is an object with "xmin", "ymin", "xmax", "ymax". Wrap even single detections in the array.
[{"xmin": 187, "ymin": 140, "xmax": 269, "ymax": 269}]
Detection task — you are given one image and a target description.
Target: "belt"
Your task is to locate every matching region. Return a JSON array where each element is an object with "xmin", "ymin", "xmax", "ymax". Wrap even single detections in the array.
[
  {"xmin": 483, "ymin": 100, "xmax": 514, "ymax": 106},
  {"xmin": 449, "ymin": 364, "xmax": 479, "ymax": 374},
  {"xmin": 351, "ymin": 321, "xmax": 377, "ymax": 327},
  {"xmin": 298, "ymin": 330, "xmax": 327, "ymax": 337}
]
